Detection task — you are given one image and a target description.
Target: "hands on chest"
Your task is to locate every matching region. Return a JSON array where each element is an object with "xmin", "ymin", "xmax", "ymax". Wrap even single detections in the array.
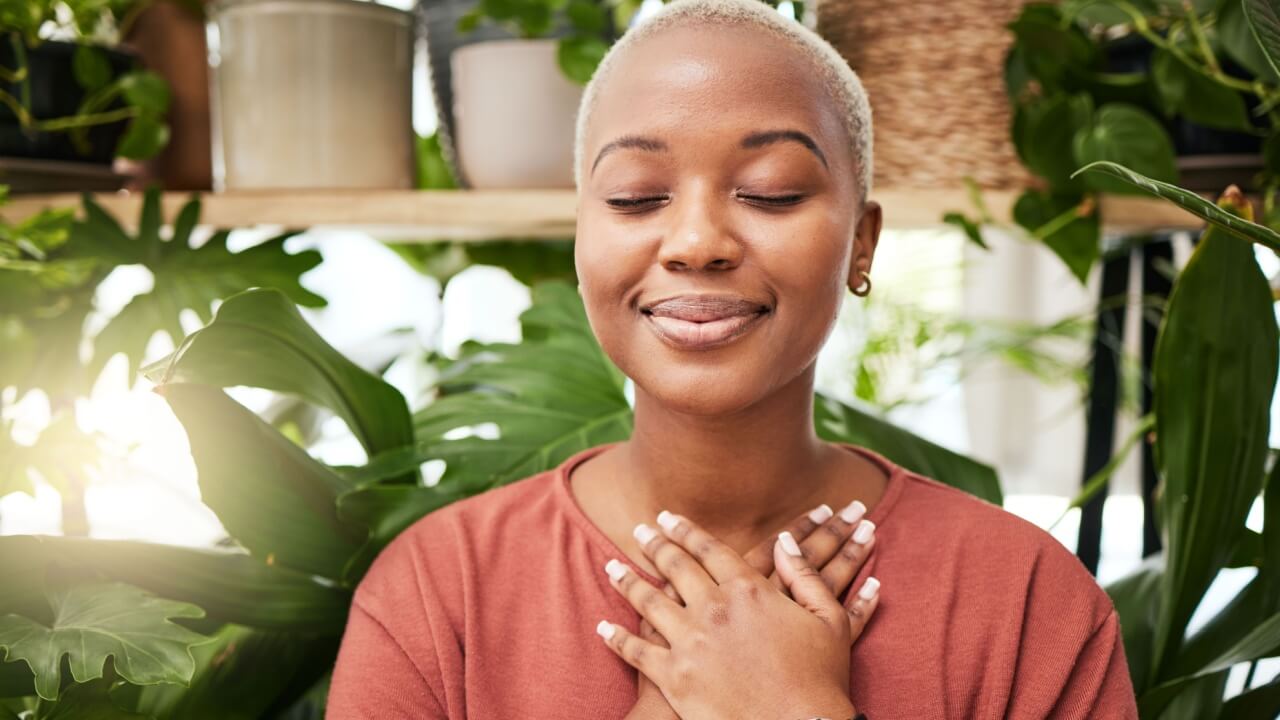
[{"xmin": 598, "ymin": 499, "xmax": 881, "ymax": 720}]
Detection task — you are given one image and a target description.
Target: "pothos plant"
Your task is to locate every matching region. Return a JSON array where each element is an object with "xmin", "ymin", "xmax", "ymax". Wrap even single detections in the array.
[
  {"xmin": 948, "ymin": 0, "xmax": 1279, "ymax": 285},
  {"xmin": 456, "ymin": 0, "xmax": 813, "ymax": 84},
  {"xmin": 0, "ymin": 0, "xmax": 195, "ymax": 160}
]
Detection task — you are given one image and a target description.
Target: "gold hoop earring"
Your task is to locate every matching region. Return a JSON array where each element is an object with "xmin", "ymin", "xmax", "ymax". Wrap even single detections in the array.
[{"xmin": 852, "ymin": 269, "xmax": 872, "ymax": 297}]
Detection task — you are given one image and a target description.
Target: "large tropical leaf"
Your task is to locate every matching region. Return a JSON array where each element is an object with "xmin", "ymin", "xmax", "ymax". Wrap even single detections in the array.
[
  {"xmin": 1148, "ymin": 190, "xmax": 1278, "ymax": 679},
  {"xmin": 82, "ymin": 188, "xmax": 326, "ymax": 381},
  {"xmin": 0, "ymin": 582, "xmax": 209, "ymax": 701},
  {"xmin": 1070, "ymin": 163, "xmax": 1280, "ymax": 252},
  {"xmin": 143, "ymin": 288, "xmax": 413, "ymax": 461},
  {"xmin": 158, "ymin": 383, "xmax": 366, "ymax": 581},
  {"xmin": 1140, "ymin": 610, "xmax": 1280, "ymax": 716},
  {"xmin": 31, "ymin": 677, "xmax": 150, "ymax": 720},
  {"xmin": 814, "ymin": 394, "xmax": 1002, "ymax": 505},
  {"xmin": 124, "ymin": 624, "xmax": 339, "ymax": 720},
  {"xmin": 0, "ymin": 536, "xmax": 349, "ymax": 633}
]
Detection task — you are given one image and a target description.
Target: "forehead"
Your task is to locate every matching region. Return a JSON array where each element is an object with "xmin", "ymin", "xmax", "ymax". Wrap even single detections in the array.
[{"xmin": 587, "ymin": 23, "xmax": 847, "ymax": 168}]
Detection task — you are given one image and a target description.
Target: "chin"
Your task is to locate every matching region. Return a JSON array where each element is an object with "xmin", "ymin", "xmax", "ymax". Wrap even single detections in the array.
[{"xmin": 631, "ymin": 365, "xmax": 775, "ymax": 416}]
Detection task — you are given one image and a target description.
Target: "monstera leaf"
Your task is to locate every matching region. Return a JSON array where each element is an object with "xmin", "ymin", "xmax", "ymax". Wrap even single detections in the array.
[
  {"xmin": 81, "ymin": 188, "xmax": 326, "ymax": 381},
  {"xmin": 0, "ymin": 583, "xmax": 209, "ymax": 701}
]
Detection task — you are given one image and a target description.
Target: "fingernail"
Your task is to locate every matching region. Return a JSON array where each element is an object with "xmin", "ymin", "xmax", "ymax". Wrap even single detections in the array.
[
  {"xmin": 808, "ymin": 503, "xmax": 833, "ymax": 523},
  {"xmin": 778, "ymin": 530, "xmax": 803, "ymax": 557},
  {"xmin": 840, "ymin": 499, "xmax": 867, "ymax": 524},
  {"xmin": 605, "ymin": 558, "xmax": 628, "ymax": 582},
  {"xmin": 633, "ymin": 523, "xmax": 658, "ymax": 545},
  {"xmin": 853, "ymin": 519, "xmax": 875, "ymax": 544},
  {"xmin": 656, "ymin": 510, "xmax": 680, "ymax": 534},
  {"xmin": 858, "ymin": 576, "xmax": 880, "ymax": 600},
  {"xmin": 596, "ymin": 620, "xmax": 615, "ymax": 640}
]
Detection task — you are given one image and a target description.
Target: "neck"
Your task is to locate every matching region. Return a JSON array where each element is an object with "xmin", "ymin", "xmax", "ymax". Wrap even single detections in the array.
[{"xmin": 619, "ymin": 364, "xmax": 836, "ymax": 549}]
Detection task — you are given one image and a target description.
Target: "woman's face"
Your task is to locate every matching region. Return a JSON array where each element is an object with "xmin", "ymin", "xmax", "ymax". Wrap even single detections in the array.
[{"xmin": 575, "ymin": 23, "xmax": 882, "ymax": 416}]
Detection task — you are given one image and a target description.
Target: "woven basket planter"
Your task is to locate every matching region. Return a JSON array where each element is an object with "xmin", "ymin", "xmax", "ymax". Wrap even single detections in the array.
[{"xmin": 816, "ymin": 0, "xmax": 1036, "ymax": 191}]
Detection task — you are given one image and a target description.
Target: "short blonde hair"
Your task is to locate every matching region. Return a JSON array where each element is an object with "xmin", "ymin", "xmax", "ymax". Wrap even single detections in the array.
[{"xmin": 572, "ymin": 0, "xmax": 874, "ymax": 204}]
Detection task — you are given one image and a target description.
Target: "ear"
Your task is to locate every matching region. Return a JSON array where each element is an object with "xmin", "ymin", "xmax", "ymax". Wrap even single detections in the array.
[{"xmin": 846, "ymin": 200, "xmax": 883, "ymax": 293}]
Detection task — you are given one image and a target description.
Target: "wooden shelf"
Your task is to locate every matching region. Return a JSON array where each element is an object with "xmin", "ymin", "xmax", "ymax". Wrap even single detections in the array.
[{"xmin": 0, "ymin": 187, "xmax": 1214, "ymax": 241}]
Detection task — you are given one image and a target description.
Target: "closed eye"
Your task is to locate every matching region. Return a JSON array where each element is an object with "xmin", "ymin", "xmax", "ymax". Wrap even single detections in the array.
[{"xmin": 605, "ymin": 194, "xmax": 806, "ymax": 212}]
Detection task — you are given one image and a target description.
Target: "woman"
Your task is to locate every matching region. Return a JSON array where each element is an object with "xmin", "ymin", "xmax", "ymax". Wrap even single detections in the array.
[{"xmin": 327, "ymin": 0, "xmax": 1139, "ymax": 717}]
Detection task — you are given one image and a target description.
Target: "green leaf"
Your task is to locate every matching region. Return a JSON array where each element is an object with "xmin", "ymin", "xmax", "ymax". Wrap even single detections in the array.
[
  {"xmin": 1245, "ymin": 0, "xmax": 1280, "ymax": 79},
  {"xmin": 1266, "ymin": 457, "xmax": 1280, "ymax": 610},
  {"xmin": 158, "ymin": 383, "xmax": 366, "ymax": 580},
  {"xmin": 1105, "ymin": 555, "xmax": 1163, "ymax": 693},
  {"xmin": 143, "ymin": 288, "xmax": 412, "ymax": 461},
  {"xmin": 1219, "ymin": 676, "xmax": 1280, "ymax": 718},
  {"xmin": 1150, "ymin": 48, "xmax": 1253, "ymax": 132},
  {"xmin": 116, "ymin": 115, "xmax": 170, "ymax": 161},
  {"xmin": 0, "ymin": 536, "xmax": 350, "ymax": 633},
  {"xmin": 1070, "ymin": 162, "xmax": 1280, "ymax": 253},
  {"xmin": 1220, "ymin": 0, "xmax": 1280, "ymax": 83},
  {"xmin": 1148, "ymin": 191, "xmax": 1278, "ymax": 679},
  {"xmin": 128, "ymin": 625, "xmax": 339, "ymax": 720},
  {"xmin": 1012, "ymin": 93, "xmax": 1095, "ymax": 186},
  {"xmin": 1012, "ymin": 188, "xmax": 1100, "ymax": 283},
  {"xmin": 119, "ymin": 72, "xmax": 170, "ymax": 115},
  {"xmin": 71, "ymin": 45, "xmax": 111, "ymax": 91},
  {"xmin": 0, "ymin": 582, "xmax": 209, "ymax": 702},
  {"xmin": 36, "ymin": 677, "xmax": 151, "ymax": 719},
  {"xmin": 557, "ymin": 35, "xmax": 608, "ymax": 84},
  {"xmin": 1141, "ymin": 610, "xmax": 1280, "ymax": 716},
  {"xmin": 565, "ymin": 0, "xmax": 605, "ymax": 33},
  {"xmin": 1005, "ymin": 5, "xmax": 1098, "ymax": 91},
  {"xmin": 942, "ymin": 212, "xmax": 989, "ymax": 249},
  {"xmin": 1072, "ymin": 104, "xmax": 1178, "ymax": 195},
  {"xmin": 88, "ymin": 189, "xmax": 326, "ymax": 382},
  {"xmin": 813, "ymin": 394, "xmax": 1003, "ymax": 505}
]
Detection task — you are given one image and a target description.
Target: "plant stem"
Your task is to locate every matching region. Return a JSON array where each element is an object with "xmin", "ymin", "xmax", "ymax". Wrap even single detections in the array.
[
  {"xmin": 1182, "ymin": 1, "xmax": 1220, "ymax": 74},
  {"xmin": 33, "ymin": 106, "xmax": 136, "ymax": 132}
]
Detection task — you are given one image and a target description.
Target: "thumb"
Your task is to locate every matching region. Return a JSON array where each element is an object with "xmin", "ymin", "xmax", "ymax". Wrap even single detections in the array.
[{"xmin": 774, "ymin": 531, "xmax": 844, "ymax": 628}]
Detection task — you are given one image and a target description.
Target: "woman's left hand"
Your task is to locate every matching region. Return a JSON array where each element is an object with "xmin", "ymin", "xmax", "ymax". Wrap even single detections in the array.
[{"xmin": 597, "ymin": 511, "xmax": 881, "ymax": 720}]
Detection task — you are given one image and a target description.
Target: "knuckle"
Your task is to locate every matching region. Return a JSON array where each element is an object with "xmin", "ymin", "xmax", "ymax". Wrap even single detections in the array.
[
  {"xmin": 690, "ymin": 538, "xmax": 715, "ymax": 561},
  {"xmin": 840, "ymin": 540, "xmax": 864, "ymax": 563},
  {"xmin": 624, "ymin": 638, "xmax": 646, "ymax": 666},
  {"xmin": 820, "ymin": 522, "xmax": 846, "ymax": 541}
]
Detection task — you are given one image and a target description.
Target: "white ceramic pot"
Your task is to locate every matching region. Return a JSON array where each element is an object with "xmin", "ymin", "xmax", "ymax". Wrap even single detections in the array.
[
  {"xmin": 451, "ymin": 39, "xmax": 582, "ymax": 189},
  {"xmin": 206, "ymin": 0, "xmax": 414, "ymax": 190}
]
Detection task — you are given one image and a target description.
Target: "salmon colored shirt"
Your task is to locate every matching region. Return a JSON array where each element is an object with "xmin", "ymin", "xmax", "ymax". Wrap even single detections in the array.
[{"xmin": 327, "ymin": 442, "xmax": 1139, "ymax": 719}]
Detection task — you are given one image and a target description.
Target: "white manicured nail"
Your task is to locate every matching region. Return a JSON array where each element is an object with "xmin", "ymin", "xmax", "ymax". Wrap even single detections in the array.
[
  {"xmin": 858, "ymin": 576, "xmax": 880, "ymax": 600},
  {"xmin": 633, "ymin": 523, "xmax": 658, "ymax": 545},
  {"xmin": 778, "ymin": 531, "xmax": 803, "ymax": 557},
  {"xmin": 840, "ymin": 500, "xmax": 867, "ymax": 524},
  {"xmin": 605, "ymin": 558, "xmax": 628, "ymax": 582},
  {"xmin": 809, "ymin": 504, "xmax": 833, "ymax": 523},
  {"xmin": 596, "ymin": 620, "xmax": 615, "ymax": 640},
  {"xmin": 853, "ymin": 519, "xmax": 875, "ymax": 544},
  {"xmin": 656, "ymin": 510, "xmax": 680, "ymax": 534}
]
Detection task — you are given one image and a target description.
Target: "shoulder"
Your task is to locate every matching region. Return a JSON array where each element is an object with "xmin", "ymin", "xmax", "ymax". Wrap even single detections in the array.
[
  {"xmin": 352, "ymin": 468, "xmax": 562, "ymax": 616},
  {"xmin": 889, "ymin": 471, "xmax": 1115, "ymax": 627}
]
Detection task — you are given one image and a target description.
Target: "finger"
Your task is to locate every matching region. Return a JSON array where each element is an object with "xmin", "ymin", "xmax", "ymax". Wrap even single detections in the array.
[
  {"xmin": 640, "ymin": 581, "xmax": 681, "ymax": 650},
  {"xmin": 767, "ymin": 499, "xmax": 868, "ymax": 592},
  {"xmin": 773, "ymin": 531, "xmax": 845, "ymax": 629},
  {"xmin": 654, "ymin": 510, "xmax": 755, "ymax": 586},
  {"xmin": 634, "ymin": 521, "xmax": 718, "ymax": 605},
  {"xmin": 596, "ymin": 618, "xmax": 670, "ymax": 681},
  {"xmin": 845, "ymin": 576, "xmax": 881, "ymax": 645},
  {"xmin": 819, "ymin": 518, "xmax": 876, "ymax": 599},
  {"xmin": 742, "ymin": 503, "xmax": 833, "ymax": 576},
  {"xmin": 604, "ymin": 557, "xmax": 685, "ymax": 640}
]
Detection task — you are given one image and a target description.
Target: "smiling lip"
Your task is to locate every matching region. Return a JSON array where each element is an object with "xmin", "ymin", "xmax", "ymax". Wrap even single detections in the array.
[{"xmin": 640, "ymin": 294, "xmax": 771, "ymax": 351}]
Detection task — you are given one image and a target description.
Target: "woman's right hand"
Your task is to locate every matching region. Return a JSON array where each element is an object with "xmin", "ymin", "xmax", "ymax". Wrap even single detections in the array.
[{"xmin": 627, "ymin": 499, "xmax": 878, "ymax": 719}]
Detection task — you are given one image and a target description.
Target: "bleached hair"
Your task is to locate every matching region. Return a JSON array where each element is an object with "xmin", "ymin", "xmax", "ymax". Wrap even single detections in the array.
[{"xmin": 572, "ymin": 0, "xmax": 873, "ymax": 204}]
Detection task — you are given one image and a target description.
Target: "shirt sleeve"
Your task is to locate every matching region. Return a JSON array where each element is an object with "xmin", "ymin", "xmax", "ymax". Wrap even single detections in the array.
[
  {"xmin": 326, "ymin": 515, "xmax": 465, "ymax": 719},
  {"xmin": 1003, "ymin": 539, "xmax": 1140, "ymax": 720},
  {"xmin": 1044, "ymin": 609, "xmax": 1139, "ymax": 720},
  {"xmin": 326, "ymin": 599, "xmax": 448, "ymax": 719}
]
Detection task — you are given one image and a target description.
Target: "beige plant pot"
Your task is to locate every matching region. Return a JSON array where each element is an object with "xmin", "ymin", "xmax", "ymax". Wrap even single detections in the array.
[
  {"xmin": 206, "ymin": 0, "xmax": 414, "ymax": 190},
  {"xmin": 451, "ymin": 39, "xmax": 582, "ymax": 189}
]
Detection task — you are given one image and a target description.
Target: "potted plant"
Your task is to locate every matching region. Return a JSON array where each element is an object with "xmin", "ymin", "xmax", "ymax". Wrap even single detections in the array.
[{"xmin": 0, "ymin": 0, "xmax": 173, "ymax": 185}]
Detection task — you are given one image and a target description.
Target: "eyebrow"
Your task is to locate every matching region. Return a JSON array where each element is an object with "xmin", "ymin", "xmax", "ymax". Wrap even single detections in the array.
[{"xmin": 590, "ymin": 128, "xmax": 829, "ymax": 177}]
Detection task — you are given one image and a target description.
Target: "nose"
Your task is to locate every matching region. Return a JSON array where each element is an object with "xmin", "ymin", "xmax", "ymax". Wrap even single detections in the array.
[{"xmin": 656, "ymin": 194, "xmax": 744, "ymax": 272}]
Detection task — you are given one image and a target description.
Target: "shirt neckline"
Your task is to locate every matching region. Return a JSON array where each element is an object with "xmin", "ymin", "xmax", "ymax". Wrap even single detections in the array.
[{"xmin": 554, "ymin": 441, "xmax": 910, "ymax": 587}]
